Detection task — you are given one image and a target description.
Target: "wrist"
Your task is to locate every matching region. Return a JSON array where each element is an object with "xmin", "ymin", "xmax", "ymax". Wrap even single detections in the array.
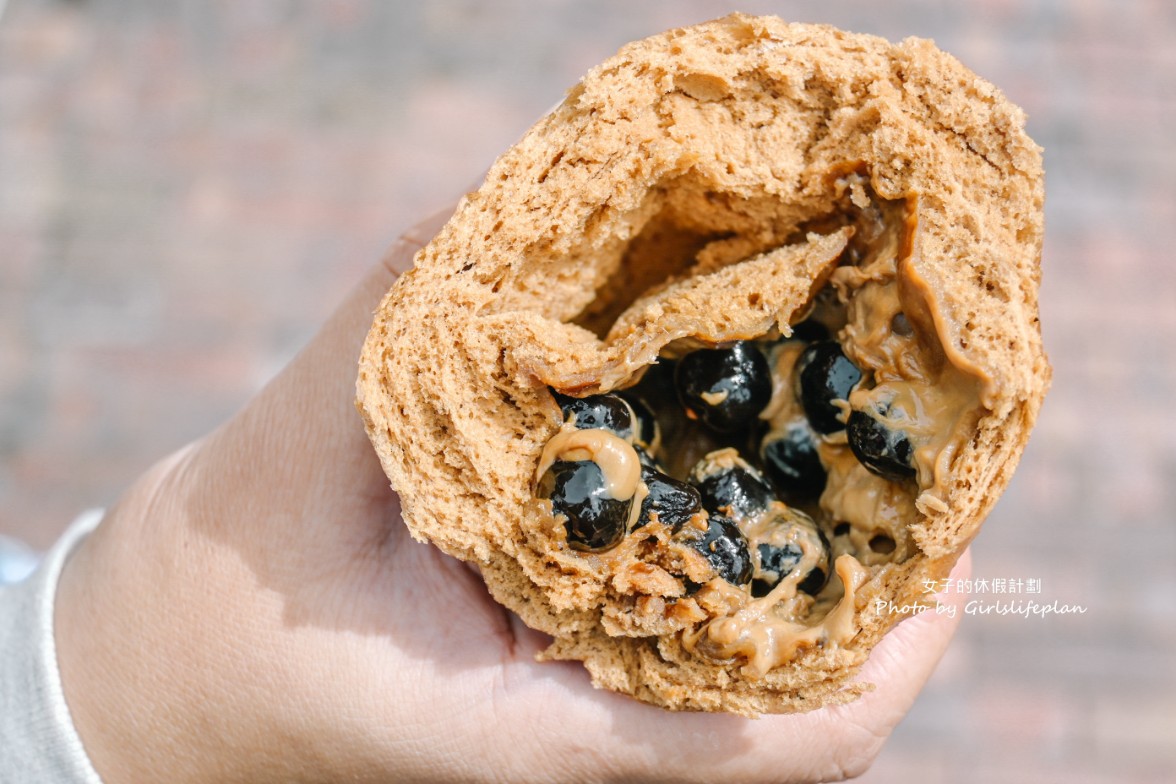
[{"xmin": 53, "ymin": 451, "xmax": 284, "ymax": 783}]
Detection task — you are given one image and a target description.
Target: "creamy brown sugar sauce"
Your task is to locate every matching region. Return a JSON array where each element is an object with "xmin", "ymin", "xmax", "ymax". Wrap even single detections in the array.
[
  {"xmin": 536, "ymin": 182, "xmax": 987, "ymax": 673},
  {"xmin": 537, "ymin": 429, "xmax": 642, "ymax": 502},
  {"xmin": 683, "ymin": 555, "xmax": 869, "ymax": 677},
  {"xmin": 536, "ymin": 427, "xmax": 648, "ymax": 531}
]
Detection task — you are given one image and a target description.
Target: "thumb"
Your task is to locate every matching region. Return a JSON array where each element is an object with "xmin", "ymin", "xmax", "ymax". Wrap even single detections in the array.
[
  {"xmin": 853, "ymin": 546, "xmax": 973, "ymax": 707},
  {"xmin": 807, "ymin": 547, "xmax": 974, "ymax": 777}
]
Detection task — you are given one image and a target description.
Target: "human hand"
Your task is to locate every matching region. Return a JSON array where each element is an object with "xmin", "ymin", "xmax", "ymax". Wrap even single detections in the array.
[{"xmin": 54, "ymin": 209, "xmax": 972, "ymax": 783}]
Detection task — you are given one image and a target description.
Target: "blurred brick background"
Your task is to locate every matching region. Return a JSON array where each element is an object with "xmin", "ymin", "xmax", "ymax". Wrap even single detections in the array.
[{"xmin": 1, "ymin": 0, "xmax": 1172, "ymax": 781}]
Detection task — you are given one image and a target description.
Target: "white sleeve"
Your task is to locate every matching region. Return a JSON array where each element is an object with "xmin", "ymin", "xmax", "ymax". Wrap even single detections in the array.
[{"xmin": 0, "ymin": 510, "xmax": 105, "ymax": 783}]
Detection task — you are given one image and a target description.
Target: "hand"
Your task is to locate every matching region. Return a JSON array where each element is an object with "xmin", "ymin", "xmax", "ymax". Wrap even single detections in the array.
[{"xmin": 54, "ymin": 209, "xmax": 971, "ymax": 783}]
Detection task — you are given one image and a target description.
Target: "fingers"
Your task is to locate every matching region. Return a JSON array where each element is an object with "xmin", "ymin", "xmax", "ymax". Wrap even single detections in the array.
[
  {"xmin": 723, "ymin": 549, "xmax": 974, "ymax": 782},
  {"xmin": 803, "ymin": 547, "xmax": 974, "ymax": 779},
  {"xmin": 844, "ymin": 549, "xmax": 972, "ymax": 716}
]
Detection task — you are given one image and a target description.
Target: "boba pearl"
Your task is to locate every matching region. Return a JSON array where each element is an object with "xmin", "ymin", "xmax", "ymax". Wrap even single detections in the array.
[
  {"xmin": 633, "ymin": 466, "xmax": 703, "ymax": 534},
  {"xmin": 847, "ymin": 409, "xmax": 917, "ymax": 482},
  {"xmin": 633, "ymin": 444, "xmax": 663, "ymax": 471},
  {"xmin": 619, "ymin": 393, "xmax": 660, "ymax": 452},
  {"xmin": 687, "ymin": 514, "xmax": 753, "ymax": 586},
  {"xmin": 760, "ymin": 418, "xmax": 826, "ymax": 503},
  {"xmin": 795, "ymin": 340, "xmax": 863, "ymax": 434},
  {"xmin": 553, "ymin": 392, "xmax": 635, "ymax": 442},
  {"xmin": 536, "ymin": 459, "xmax": 631, "ymax": 552},
  {"xmin": 688, "ymin": 450, "xmax": 775, "ymax": 521},
  {"xmin": 675, "ymin": 342, "xmax": 772, "ymax": 433},
  {"xmin": 749, "ymin": 510, "xmax": 831, "ymax": 598}
]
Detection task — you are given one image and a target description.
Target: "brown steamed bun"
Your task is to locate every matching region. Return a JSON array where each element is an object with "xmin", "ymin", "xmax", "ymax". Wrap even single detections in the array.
[{"xmin": 357, "ymin": 14, "xmax": 1047, "ymax": 715}]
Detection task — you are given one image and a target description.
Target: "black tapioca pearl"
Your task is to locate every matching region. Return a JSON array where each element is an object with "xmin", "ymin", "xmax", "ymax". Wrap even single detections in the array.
[
  {"xmin": 633, "ymin": 444, "xmax": 663, "ymax": 471},
  {"xmin": 799, "ymin": 559, "xmax": 830, "ymax": 596},
  {"xmin": 760, "ymin": 418, "xmax": 826, "ymax": 503},
  {"xmin": 675, "ymin": 342, "xmax": 772, "ymax": 433},
  {"xmin": 619, "ymin": 393, "xmax": 660, "ymax": 452},
  {"xmin": 795, "ymin": 340, "xmax": 863, "ymax": 434},
  {"xmin": 633, "ymin": 466, "xmax": 703, "ymax": 534},
  {"xmin": 685, "ymin": 514, "xmax": 753, "ymax": 586},
  {"xmin": 752, "ymin": 542, "xmax": 803, "ymax": 598},
  {"xmin": 552, "ymin": 392, "xmax": 634, "ymax": 442},
  {"xmin": 749, "ymin": 510, "xmax": 831, "ymax": 598},
  {"xmin": 688, "ymin": 450, "xmax": 774, "ymax": 520},
  {"xmin": 629, "ymin": 359, "xmax": 678, "ymax": 408},
  {"xmin": 847, "ymin": 409, "xmax": 917, "ymax": 482},
  {"xmin": 754, "ymin": 545, "xmax": 830, "ymax": 597},
  {"xmin": 536, "ymin": 460, "xmax": 630, "ymax": 552}
]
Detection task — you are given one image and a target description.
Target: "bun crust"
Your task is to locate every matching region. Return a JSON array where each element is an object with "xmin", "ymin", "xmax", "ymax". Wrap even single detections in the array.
[{"xmin": 357, "ymin": 14, "xmax": 1047, "ymax": 715}]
